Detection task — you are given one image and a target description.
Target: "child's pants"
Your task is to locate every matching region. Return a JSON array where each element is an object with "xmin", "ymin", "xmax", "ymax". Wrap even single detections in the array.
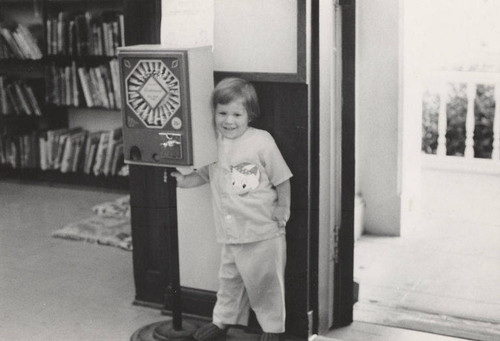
[{"xmin": 212, "ymin": 235, "xmax": 287, "ymax": 333}]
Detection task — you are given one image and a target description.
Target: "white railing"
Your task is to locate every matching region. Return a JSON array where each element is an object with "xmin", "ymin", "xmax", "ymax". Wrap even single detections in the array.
[{"xmin": 423, "ymin": 71, "xmax": 500, "ymax": 174}]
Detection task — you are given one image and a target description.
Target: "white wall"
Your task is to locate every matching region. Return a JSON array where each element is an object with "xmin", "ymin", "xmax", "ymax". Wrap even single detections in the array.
[
  {"xmin": 356, "ymin": 0, "xmax": 402, "ymax": 236},
  {"xmin": 177, "ymin": 186, "xmax": 220, "ymax": 291}
]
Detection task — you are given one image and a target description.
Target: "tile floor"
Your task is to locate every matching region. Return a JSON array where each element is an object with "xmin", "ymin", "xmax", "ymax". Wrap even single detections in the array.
[
  {"xmin": 0, "ymin": 180, "xmax": 468, "ymax": 341},
  {"xmin": 353, "ymin": 210, "xmax": 500, "ymax": 340}
]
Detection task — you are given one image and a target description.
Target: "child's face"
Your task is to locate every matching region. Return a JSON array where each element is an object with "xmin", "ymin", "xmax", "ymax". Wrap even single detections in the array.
[{"xmin": 215, "ymin": 98, "xmax": 250, "ymax": 139}]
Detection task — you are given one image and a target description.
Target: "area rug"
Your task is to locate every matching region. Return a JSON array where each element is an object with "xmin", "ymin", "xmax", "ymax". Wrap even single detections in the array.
[{"xmin": 52, "ymin": 195, "xmax": 132, "ymax": 251}]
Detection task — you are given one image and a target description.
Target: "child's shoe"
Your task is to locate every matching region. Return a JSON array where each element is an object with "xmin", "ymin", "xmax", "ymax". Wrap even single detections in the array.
[
  {"xmin": 192, "ymin": 323, "xmax": 228, "ymax": 341},
  {"xmin": 260, "ymin": 332, "xmax": 281, "ymax": 341}
]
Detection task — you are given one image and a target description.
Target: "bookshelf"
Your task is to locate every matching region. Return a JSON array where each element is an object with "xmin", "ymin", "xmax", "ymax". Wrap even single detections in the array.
[{"xmin": 0, "ymin": 0, "xmax": 160, "ymax": 191}]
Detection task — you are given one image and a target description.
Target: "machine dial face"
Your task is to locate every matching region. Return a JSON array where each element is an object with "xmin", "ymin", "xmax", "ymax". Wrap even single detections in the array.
[{"xmin": 125, "ymin": 59, "xmax": 181, "ymax": 128}]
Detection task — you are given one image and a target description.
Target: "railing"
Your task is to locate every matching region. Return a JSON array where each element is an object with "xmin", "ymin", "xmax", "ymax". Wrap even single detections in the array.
[{"xmin": 422, "ymin": 71, "xmax": 500, "ymax": 174}]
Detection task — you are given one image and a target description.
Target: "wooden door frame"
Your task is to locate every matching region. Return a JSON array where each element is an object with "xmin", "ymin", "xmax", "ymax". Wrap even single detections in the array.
[
  {"xmin": 332, "ymin": 0, "xmax": 356, "ymax": 329},
  {"xmin": 313, "ymin": 0, "xmax": 356, "ymax": 334}
]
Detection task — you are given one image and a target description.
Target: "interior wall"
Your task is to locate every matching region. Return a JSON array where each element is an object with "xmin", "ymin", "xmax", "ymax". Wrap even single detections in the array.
[{"xmin": 356, "ymin": 0, "xmax": 401, "ymax": 236}]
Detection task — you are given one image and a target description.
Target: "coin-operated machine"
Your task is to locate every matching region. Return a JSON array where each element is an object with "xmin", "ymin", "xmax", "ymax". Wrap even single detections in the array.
[
  {"xmin": 119, "ymin": 45, "xmax": 217, "ymax": 340},
  {"xmin": 118, "ymin": 45, "xmax": 216, "ymax": 169}
]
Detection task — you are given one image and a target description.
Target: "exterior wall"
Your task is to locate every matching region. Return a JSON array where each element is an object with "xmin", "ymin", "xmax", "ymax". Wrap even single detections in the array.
[{"xmin": 356, "ymin": 0, "xmax": 401, "ymax": 236}]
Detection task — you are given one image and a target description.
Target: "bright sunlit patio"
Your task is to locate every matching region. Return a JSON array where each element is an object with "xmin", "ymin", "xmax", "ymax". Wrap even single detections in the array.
[{"xmin": 353, "ymin": 1, "xmax": 500, "ymax": 340}]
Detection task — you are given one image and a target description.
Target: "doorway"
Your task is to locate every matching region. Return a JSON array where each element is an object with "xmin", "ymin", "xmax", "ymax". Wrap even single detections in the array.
[{"xmin": 353, "ymin": 0, "xmax": 500, "ymax": 340}]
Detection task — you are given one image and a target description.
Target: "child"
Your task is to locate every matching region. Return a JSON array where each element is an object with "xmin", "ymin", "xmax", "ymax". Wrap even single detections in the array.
[{"xmin": 172, "ymin": 77, "xmax": 292, "ymax": 341}]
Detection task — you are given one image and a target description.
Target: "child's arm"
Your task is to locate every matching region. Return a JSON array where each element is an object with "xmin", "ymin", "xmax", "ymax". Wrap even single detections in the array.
[
  {"xmin": 272, "ymin": 179, "xmax": 291, "ymax": 228},
  {"xmin": 171, "ymin": 171, "xmax": 207, "ymax": 188}
]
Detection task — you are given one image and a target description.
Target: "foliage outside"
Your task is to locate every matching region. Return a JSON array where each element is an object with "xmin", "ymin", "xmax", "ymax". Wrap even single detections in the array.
[{"xmin": 422, "ymin": 83, "xmax": 495, "ymax": 159}]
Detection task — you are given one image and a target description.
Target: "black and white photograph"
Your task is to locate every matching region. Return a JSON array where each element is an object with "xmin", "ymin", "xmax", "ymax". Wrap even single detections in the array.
[{"xmin": 1, "ymin": 0, "xmax": 498, "ymax": 340}]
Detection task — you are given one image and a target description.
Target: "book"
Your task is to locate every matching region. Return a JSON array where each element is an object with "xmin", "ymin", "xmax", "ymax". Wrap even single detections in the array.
[
  {"xmin": 24, "ymin": 83, "xmax": 42, "ymax": 116},
  {"xmin": 46, "ymin": 128, "xmax": 68, "ymax": 169},
  {"xmin": 12, "ymin": 30, "xmax": 31, "ymax": 59},
  {"xmin": 7, "ymin": 137, "xmax": 19, "ymax": 168},
  {"xmin": 53, "ymin": 133, "xmax": 69, "ymax": 170},
  {"xmin": 92, "ymin": 130, "xmax": 110, "ymax": 176},
  {"xmin": 55, "ymin": 127, "xmax": 83, "ymax": 171},
  {"xmin": 39, "ymin": 131, "xmax": 48, "ymax": 170},
  {"xmin": 93, "ymin": 66, "xmax": 109, "ymax": 108},
  {"xmin": 68, "ymin": 20, "xmax": 76, "ymax": 56},
  {"xmin": 60, "ymin": 129, "xmax": 85, "ymax": 173},
  {"xmin": 5, "ymin": 84, "xmax": 20, "ymax": 115},
  {"xmin": 30, "ymin": 131, "xmax": 40, "ymax": 169},
  {"xmin": 13, "ymin": 82, "xmax": 31, "ymax": 115},
  {"xmin": 46, "ymin": 19, "xmax": 52, "ymax": 55},
  {"xmin": 109, "ymin": 59, "xmax": 121, "ymax": 109},
  {"xmin": 50, "ymin": 18, "xmax": 58, "ymax": 55},
  {"xmin": 13, "ymin": 24, "xmax": 42, "ymax": 60},
  {"xmin": 64, "ymin": 66, "xmax": 71, "ymax": 106},
  {"xmin": 103, "ymin": 127, "xmax": 122, "ymax": 176},
  {"xmin": 71, "ymin": 61, "xmax": 79, "ymax": 107},
  {"xmin": 110, "ymin": 142, "xmax": 124, "ymax": 176},
  {"xmin": 87, "ymin": 67, "xmax": 103, "ymax": 107},
  {"xmin": 74, "ymin": 14, "xmax": 88, "ymax": 56},
  {"xmin": 0, "ymin": 27, "xmax": 24, "ymax": 59},
  {"xmin": 57, "ymin": 12, "xmax": 69, "ymax": 55},
  {"xmin": 85, "ymin": 11, "xmax": 93, "ymax": 56},
  {"xmin": 84, "ymin": 131, "xmax": 102, "ymax": 174},
  {"xmin": 17, "ymin": 24, "xmax": 42, "ymax": 59},
  {"xmin": 0, "ymin": 134, "xmax": 5, "ymax": 165},
  {"xmin": 77, "ymin": 67, "xmax": 93, "ymax": 107},
  {"xmin": 118, "ymin": 14, "xmax": 125, "ymax": 48},
  {"xmin": 0, "ymin": 76, "xmax": 8, "ymax": 114},
  {"xmin": 72, "ymin": 130, "xmax": 88, "ymax": 172},
  {"xmin": 100, "ymin": 65, "xmax": 115, "ymax": 109}
]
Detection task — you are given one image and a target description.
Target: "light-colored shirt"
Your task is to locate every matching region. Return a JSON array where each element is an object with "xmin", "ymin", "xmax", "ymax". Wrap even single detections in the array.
[{"xmin": 197, "ymin": 127, "xmax": 292, "ymax": 244}]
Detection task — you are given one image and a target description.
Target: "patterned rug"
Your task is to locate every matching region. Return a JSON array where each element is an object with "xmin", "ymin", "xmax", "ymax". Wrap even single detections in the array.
[{"xmin": 51, "ymin": 195, "xmax": 132, "ymax": 251}]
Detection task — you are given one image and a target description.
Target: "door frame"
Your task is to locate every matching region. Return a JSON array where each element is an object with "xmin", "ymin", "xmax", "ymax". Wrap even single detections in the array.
[{"xmin": 316, "ymin": 0, "xmax": 356, "ymax": 334}]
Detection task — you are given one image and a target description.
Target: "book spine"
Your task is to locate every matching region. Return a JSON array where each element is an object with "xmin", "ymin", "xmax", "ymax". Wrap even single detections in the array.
[
  {"xmin": 0, "ymin": 77, "xmax": 7, "ymax": 114},
  {"xmin": 23, "ymin": 83, "xmax": 42, "ymax": 116},
  {"xmin": 71, "ymin": 61, "xmax": 79, "ymax": 107},
  {"xmin": 109, "ymin": 59, "xmax": 121, "ymax": 110},
  {"xmin": 77, "ymin": 67, "xmax": 93, "ymax": 107}
]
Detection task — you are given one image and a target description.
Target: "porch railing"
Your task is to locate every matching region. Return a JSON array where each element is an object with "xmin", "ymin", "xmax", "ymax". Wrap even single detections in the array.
[{"xmin": 422, "ymin": 71, "xmax": 500, "ymax": 174}]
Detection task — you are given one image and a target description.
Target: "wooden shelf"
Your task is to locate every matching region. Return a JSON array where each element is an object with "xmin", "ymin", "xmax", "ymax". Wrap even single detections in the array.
[
  {"xmin": 0, "ymin": 60, "xmax": 44, "ymax": 78},
  {"xmin": 0, "ymin": 166, "xmax": 129, "ymax": 191},
  {"xmin": 43, "ymin": 55, "xmax": 117, "ymax": 65}
]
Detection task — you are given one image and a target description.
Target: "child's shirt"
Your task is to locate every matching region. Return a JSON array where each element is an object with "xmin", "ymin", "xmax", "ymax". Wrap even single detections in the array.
[{"xmin": 196, "ymin": 127, "xmax": 292, "ymax": 244}]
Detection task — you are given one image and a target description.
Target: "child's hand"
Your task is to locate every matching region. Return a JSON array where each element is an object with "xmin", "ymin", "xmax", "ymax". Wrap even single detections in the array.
[
  {"xmin": 170, "ymin": 171, "xmax": 185, "ymax": 187},
  {"xmin": 170, "ymin": 170, "xmax": 206, "ymax": 188},
  {"xmin": 272, "ymin": 206, "xmax": 290, "ymax": 228}
]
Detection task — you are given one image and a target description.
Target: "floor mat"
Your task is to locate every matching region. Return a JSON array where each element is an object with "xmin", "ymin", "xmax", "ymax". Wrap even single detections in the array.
[{"xmin": 52, "ymin": 196, "xmax": 132, "ymax": 251}]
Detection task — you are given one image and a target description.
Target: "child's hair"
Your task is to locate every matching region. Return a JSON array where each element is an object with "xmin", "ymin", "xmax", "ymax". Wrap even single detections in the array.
[{"xmin": 211, "ymin": 77, "xmax": 260, "ymax": 122}]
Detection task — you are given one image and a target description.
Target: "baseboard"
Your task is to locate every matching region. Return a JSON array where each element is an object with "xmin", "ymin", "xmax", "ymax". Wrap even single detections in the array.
[
  {"xmin": 132, "ymin": 299, "xmax": 163, "ymax": 310},
  {"xmin": 132, "ymin": 287, "xmax": 216, "ymax": 318},
  {"xmin": 161, "ymin": 287, "xmax": 217, "ymax": 318}
]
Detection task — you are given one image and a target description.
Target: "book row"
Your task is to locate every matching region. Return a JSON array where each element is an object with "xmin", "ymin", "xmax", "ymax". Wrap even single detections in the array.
[
  {"xmin": 0, "ymin": 24, "xmax": 43, "ymax": 60},
  {"xmin": 0, "ymin": 127, "xmax": 126, "ymax": 177},
  {"xmin": 0, "ymin": 77, "xmax": 42, "ymax": 116},
  {"xmin": 45, "ymin": 59, "xmax": 121, "ymax": 110},
  {"xmin": 47, "ymin": 11, "xmax": 125, "ymax": 57}
]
